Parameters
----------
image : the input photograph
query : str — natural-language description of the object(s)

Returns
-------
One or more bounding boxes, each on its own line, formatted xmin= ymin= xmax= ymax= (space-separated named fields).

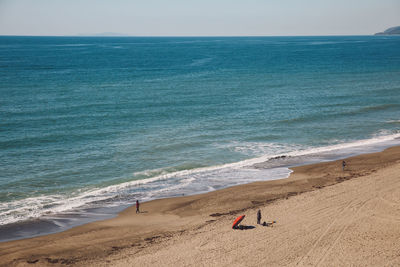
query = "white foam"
xmin=241 ymin=132 xmax=400 ymax=165
xmin=1 ymin=131 xmax=400 ymax=225
xmin=190 ymin=57 xmax=213 ymax=66
xmin=386 ymin=120 xmax=400 ymax=124
xmin=52 ymin=44 xmax=93 ymax=47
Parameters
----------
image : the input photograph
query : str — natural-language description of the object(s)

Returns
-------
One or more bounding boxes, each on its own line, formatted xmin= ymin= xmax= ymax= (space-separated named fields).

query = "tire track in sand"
xmin=296 ymin=199 xmax=358 ymax=266
xmin=298 ymin=177 xmax=394 ymax=266
xmin=315 ymin=199 xmax=368 ymax=266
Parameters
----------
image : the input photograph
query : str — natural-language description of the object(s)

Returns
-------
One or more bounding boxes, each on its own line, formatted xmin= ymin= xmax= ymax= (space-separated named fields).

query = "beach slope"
xmin=1 ymin=147 xmax=400 ymax=266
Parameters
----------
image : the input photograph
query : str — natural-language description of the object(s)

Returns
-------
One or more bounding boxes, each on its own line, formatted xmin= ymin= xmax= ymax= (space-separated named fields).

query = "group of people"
xmin=257 ymin=209 xmax=273 ymax=226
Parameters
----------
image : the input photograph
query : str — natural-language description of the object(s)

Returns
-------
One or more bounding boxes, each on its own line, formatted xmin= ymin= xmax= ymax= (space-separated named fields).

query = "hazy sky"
xmin=0 ymin=0 xmax=399 ymax=36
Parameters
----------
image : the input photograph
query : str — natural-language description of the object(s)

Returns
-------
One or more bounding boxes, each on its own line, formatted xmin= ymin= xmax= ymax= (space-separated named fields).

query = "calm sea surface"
xmin=1 ymin=36 xmax=400 ymax=240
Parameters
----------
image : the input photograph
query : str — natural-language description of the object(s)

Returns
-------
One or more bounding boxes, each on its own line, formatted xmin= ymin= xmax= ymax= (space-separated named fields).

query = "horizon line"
xmin=0 ymin=34 xmax=383 ymax=38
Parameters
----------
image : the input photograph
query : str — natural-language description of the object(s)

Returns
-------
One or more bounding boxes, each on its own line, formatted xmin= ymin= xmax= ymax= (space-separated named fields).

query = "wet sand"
xmin=1 ymin=146 xmax=400 ymax=266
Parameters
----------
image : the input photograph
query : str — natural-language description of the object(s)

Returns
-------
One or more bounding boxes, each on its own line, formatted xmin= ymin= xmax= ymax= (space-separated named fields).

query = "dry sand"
xmin=1 ymin=146 xmax=400 ymax=266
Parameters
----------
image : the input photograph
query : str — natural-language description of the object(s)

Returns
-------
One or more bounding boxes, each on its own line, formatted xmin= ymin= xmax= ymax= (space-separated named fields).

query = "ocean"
xmin=1 ymin=36 xmax=400 ymax=241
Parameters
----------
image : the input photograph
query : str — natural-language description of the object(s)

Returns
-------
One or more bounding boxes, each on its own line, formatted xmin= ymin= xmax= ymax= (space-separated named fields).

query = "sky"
xmin=0 ymin=0 xmax=399 ymax=36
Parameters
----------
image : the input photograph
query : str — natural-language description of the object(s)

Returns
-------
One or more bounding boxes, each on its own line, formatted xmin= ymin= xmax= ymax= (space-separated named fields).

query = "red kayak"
xmin=232 ymin=215 xmax=245 ymax=229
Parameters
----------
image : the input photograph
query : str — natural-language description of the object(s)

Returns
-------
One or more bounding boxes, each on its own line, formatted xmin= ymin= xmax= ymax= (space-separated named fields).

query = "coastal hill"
xmin=375 ymin=26 xmax=400 ymax=35
xmin=77 ymin=32 xmax=127 ymax=37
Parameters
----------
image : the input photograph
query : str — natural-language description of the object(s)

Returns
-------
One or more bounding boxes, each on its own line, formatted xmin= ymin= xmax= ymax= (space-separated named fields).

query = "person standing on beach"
xmin=257 ymin=209 xmax=262 ymax=224
xmin=136 ymin=200 xmax=140 ymax=213
xmin=342 ymin=160 xmax=346 ymax=171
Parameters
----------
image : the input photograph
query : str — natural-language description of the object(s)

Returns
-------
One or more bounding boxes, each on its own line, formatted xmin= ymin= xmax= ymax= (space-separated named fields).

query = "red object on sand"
xmin=232 ymin=215 xmax=245 ymax=229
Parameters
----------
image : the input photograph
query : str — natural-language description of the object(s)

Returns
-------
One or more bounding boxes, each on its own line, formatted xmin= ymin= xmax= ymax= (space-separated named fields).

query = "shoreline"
xmin=2 ymin=137 xmax=399 ymax=243
xmin=1 ymin=145 xmax=400 ymax=266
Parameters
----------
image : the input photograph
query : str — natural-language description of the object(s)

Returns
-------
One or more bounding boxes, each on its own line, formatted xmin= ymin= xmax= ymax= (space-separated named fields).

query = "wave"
xmin=335 ymin=104 xmax=400 ymax=118
xmin=143 ymin=70 xmax=217 ymax=82
xmin=305 ymin=40 xmax=366 ymax=46
xmin=307 ymin=41 xmax=346 ymax=45
xmin=280 ymin=103 xmax=400 ymax=124
xmin=386 ymin=120 xmax=400 ymax=124
xmin=359 ymin=103 xmax=399 ymax=112
xmin=190 ymin=57 xmax=213 ymax=67
xmin=1 ymin=131 xmax=400 ymax=226
xmin=53 ymin=44 xmax=93 ymax=47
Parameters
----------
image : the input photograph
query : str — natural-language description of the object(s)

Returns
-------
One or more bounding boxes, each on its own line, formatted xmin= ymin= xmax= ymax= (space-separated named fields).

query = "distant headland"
xmin=77 ymin=32 xmax=127 ymax=37
xmin=375 ymin=26 xmax=400 ymax=35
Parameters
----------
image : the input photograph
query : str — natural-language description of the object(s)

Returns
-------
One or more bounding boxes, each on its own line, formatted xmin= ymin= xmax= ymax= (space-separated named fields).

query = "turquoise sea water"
xmin=1 ymin=36 xmax=400 ymax=240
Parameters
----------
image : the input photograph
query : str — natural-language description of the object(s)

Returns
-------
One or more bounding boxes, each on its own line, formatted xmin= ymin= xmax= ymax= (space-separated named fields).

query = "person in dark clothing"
xmin=136 ymin=200 xmax=140 ymax=213
xmin=342 ymin=160 xmax=346 ymax=171
xmin=257 ymin=209 xmax=262 ymax=224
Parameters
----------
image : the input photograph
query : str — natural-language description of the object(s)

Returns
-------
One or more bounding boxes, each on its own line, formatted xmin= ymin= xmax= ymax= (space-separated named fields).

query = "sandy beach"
xmin=1 ymin=146 xmax=400 ymax=266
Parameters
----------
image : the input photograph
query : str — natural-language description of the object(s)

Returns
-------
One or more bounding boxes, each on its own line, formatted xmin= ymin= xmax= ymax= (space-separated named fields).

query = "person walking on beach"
xmin=257 ymin=209 xmax=262 ymax=224
xmin=136 ymin=200 xmax=140 ymax=213
xmin=342 ymin=160 xmax=346 ymax=171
